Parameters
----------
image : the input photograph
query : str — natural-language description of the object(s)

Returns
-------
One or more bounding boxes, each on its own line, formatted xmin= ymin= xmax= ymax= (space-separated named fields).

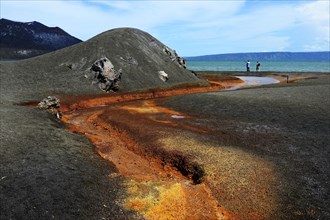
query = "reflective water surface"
xmin=226 ymin=76 xmax=280 ymax=90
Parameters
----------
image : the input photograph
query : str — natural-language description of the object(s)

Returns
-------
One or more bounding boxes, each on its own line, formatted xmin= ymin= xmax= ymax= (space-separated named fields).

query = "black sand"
xmin=0 ymin=104 xmax=143 ymax=219
xmin=158 ymin=76 xmax=330 ymax=219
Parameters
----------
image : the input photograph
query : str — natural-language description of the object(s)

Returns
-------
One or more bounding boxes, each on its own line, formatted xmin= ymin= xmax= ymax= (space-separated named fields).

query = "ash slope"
xmin=0 ymin=28 xmax=200 ymax=104
xmin=0 ymin=28 xmax=199 ymax=219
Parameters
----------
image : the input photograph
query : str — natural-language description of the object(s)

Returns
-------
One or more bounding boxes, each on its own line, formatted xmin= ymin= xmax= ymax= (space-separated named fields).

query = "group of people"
xmin=245 ymin=60 xmax=261 ymax=72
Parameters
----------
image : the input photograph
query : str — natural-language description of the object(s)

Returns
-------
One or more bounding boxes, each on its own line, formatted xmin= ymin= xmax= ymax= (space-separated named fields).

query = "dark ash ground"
xmin=158 ymin=77 xmax=330 ymax=219
xmin=1 ymin=72 xmax=329 ymax=219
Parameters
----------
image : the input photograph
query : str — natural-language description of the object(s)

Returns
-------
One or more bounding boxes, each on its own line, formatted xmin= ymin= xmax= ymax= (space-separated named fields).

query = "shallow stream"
xmin=226 ymin=76 xmax=280 ymax=90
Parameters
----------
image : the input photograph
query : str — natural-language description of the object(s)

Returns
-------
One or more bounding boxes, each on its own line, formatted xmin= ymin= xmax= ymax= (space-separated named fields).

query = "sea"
xmin=187 ymin=61 xmax=330 ymax=73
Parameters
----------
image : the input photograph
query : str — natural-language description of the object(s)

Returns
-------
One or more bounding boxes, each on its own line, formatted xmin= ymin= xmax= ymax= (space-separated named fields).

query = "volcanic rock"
xmin=37 ymin=96 xmax=61 ymax=118
xmin=164 ymin=46 xmax=187 ymax=69
xmin=89 ymin=57 xmax=122 ymax=92
xmin=158 ymin=70 xmax=169 ymax=82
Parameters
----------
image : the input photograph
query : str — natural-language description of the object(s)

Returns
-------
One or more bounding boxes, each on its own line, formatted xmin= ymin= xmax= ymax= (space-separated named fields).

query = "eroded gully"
xmin=59 ymin=76 xmax=281 ymax=219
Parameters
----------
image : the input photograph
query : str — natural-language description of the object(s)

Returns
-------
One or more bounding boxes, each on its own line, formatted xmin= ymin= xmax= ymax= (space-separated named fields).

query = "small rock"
xmin=38 ymin=96 xmax=62 ymax=118
xmin=158 ymin=70 xmax=169 ymax=82
xmin=38 ymin=96 xmax=60 ymax=109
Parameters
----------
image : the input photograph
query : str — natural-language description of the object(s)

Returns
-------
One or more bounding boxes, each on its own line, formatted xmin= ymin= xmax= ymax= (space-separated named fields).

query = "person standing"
xmin=246 ymin=60 xmax=250 ymax=72
xmin=256 ymin=61 xmax=261 ymax=72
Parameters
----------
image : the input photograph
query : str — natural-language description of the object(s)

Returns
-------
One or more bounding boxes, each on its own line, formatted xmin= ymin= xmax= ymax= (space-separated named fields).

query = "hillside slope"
xmin=0 ymin=27 xmax=201 ymax=219
xmin=0 ymin=18 xmax=82 ymax=60
xmin=0 ymin=28 xmax=201 ymax=103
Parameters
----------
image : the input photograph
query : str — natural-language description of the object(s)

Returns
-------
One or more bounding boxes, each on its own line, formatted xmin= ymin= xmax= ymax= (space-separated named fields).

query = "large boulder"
xmin=89 ymin=57 xmax=122 ymax=92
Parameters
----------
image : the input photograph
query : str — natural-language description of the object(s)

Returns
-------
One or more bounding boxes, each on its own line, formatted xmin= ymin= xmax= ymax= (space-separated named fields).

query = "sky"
xmin=1 ymin=0 xmax=329 ymax=56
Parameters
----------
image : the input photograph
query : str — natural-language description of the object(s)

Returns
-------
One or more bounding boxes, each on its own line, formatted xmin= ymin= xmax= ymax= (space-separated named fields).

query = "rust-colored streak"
xmin=60 ymin=77 xmax=263 ymax=219
xmin=63 ymin=103 xmax=240 ymax=219
xmin=61 ymin=78 xmax=244 ymax=219
xmin=59 ymin=80 xmax=235 ymax=113
xmin=29 ymin=74 xmax=327 ymax=219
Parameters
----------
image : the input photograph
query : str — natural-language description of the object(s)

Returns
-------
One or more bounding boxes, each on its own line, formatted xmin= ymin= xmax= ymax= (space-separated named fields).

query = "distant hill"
xmin=0 ymin=18 xmax=82 ymax=60
xmin=186 ymin=52 xmax=330 ymax=61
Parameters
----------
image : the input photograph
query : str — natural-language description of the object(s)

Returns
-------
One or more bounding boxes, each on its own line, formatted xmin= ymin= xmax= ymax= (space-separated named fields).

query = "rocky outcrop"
xmin=89 ymin=57 xmax=122 ymax=92
xmin=38 ymin=96 xmax=61 ymax=118
xmin=163 ymin=47 xmax=187 ymax=69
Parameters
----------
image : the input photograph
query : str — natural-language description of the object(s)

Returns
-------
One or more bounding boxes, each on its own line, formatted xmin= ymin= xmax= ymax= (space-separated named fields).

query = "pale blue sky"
xmin=1 ymin=0 xmax=329 ymax=56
